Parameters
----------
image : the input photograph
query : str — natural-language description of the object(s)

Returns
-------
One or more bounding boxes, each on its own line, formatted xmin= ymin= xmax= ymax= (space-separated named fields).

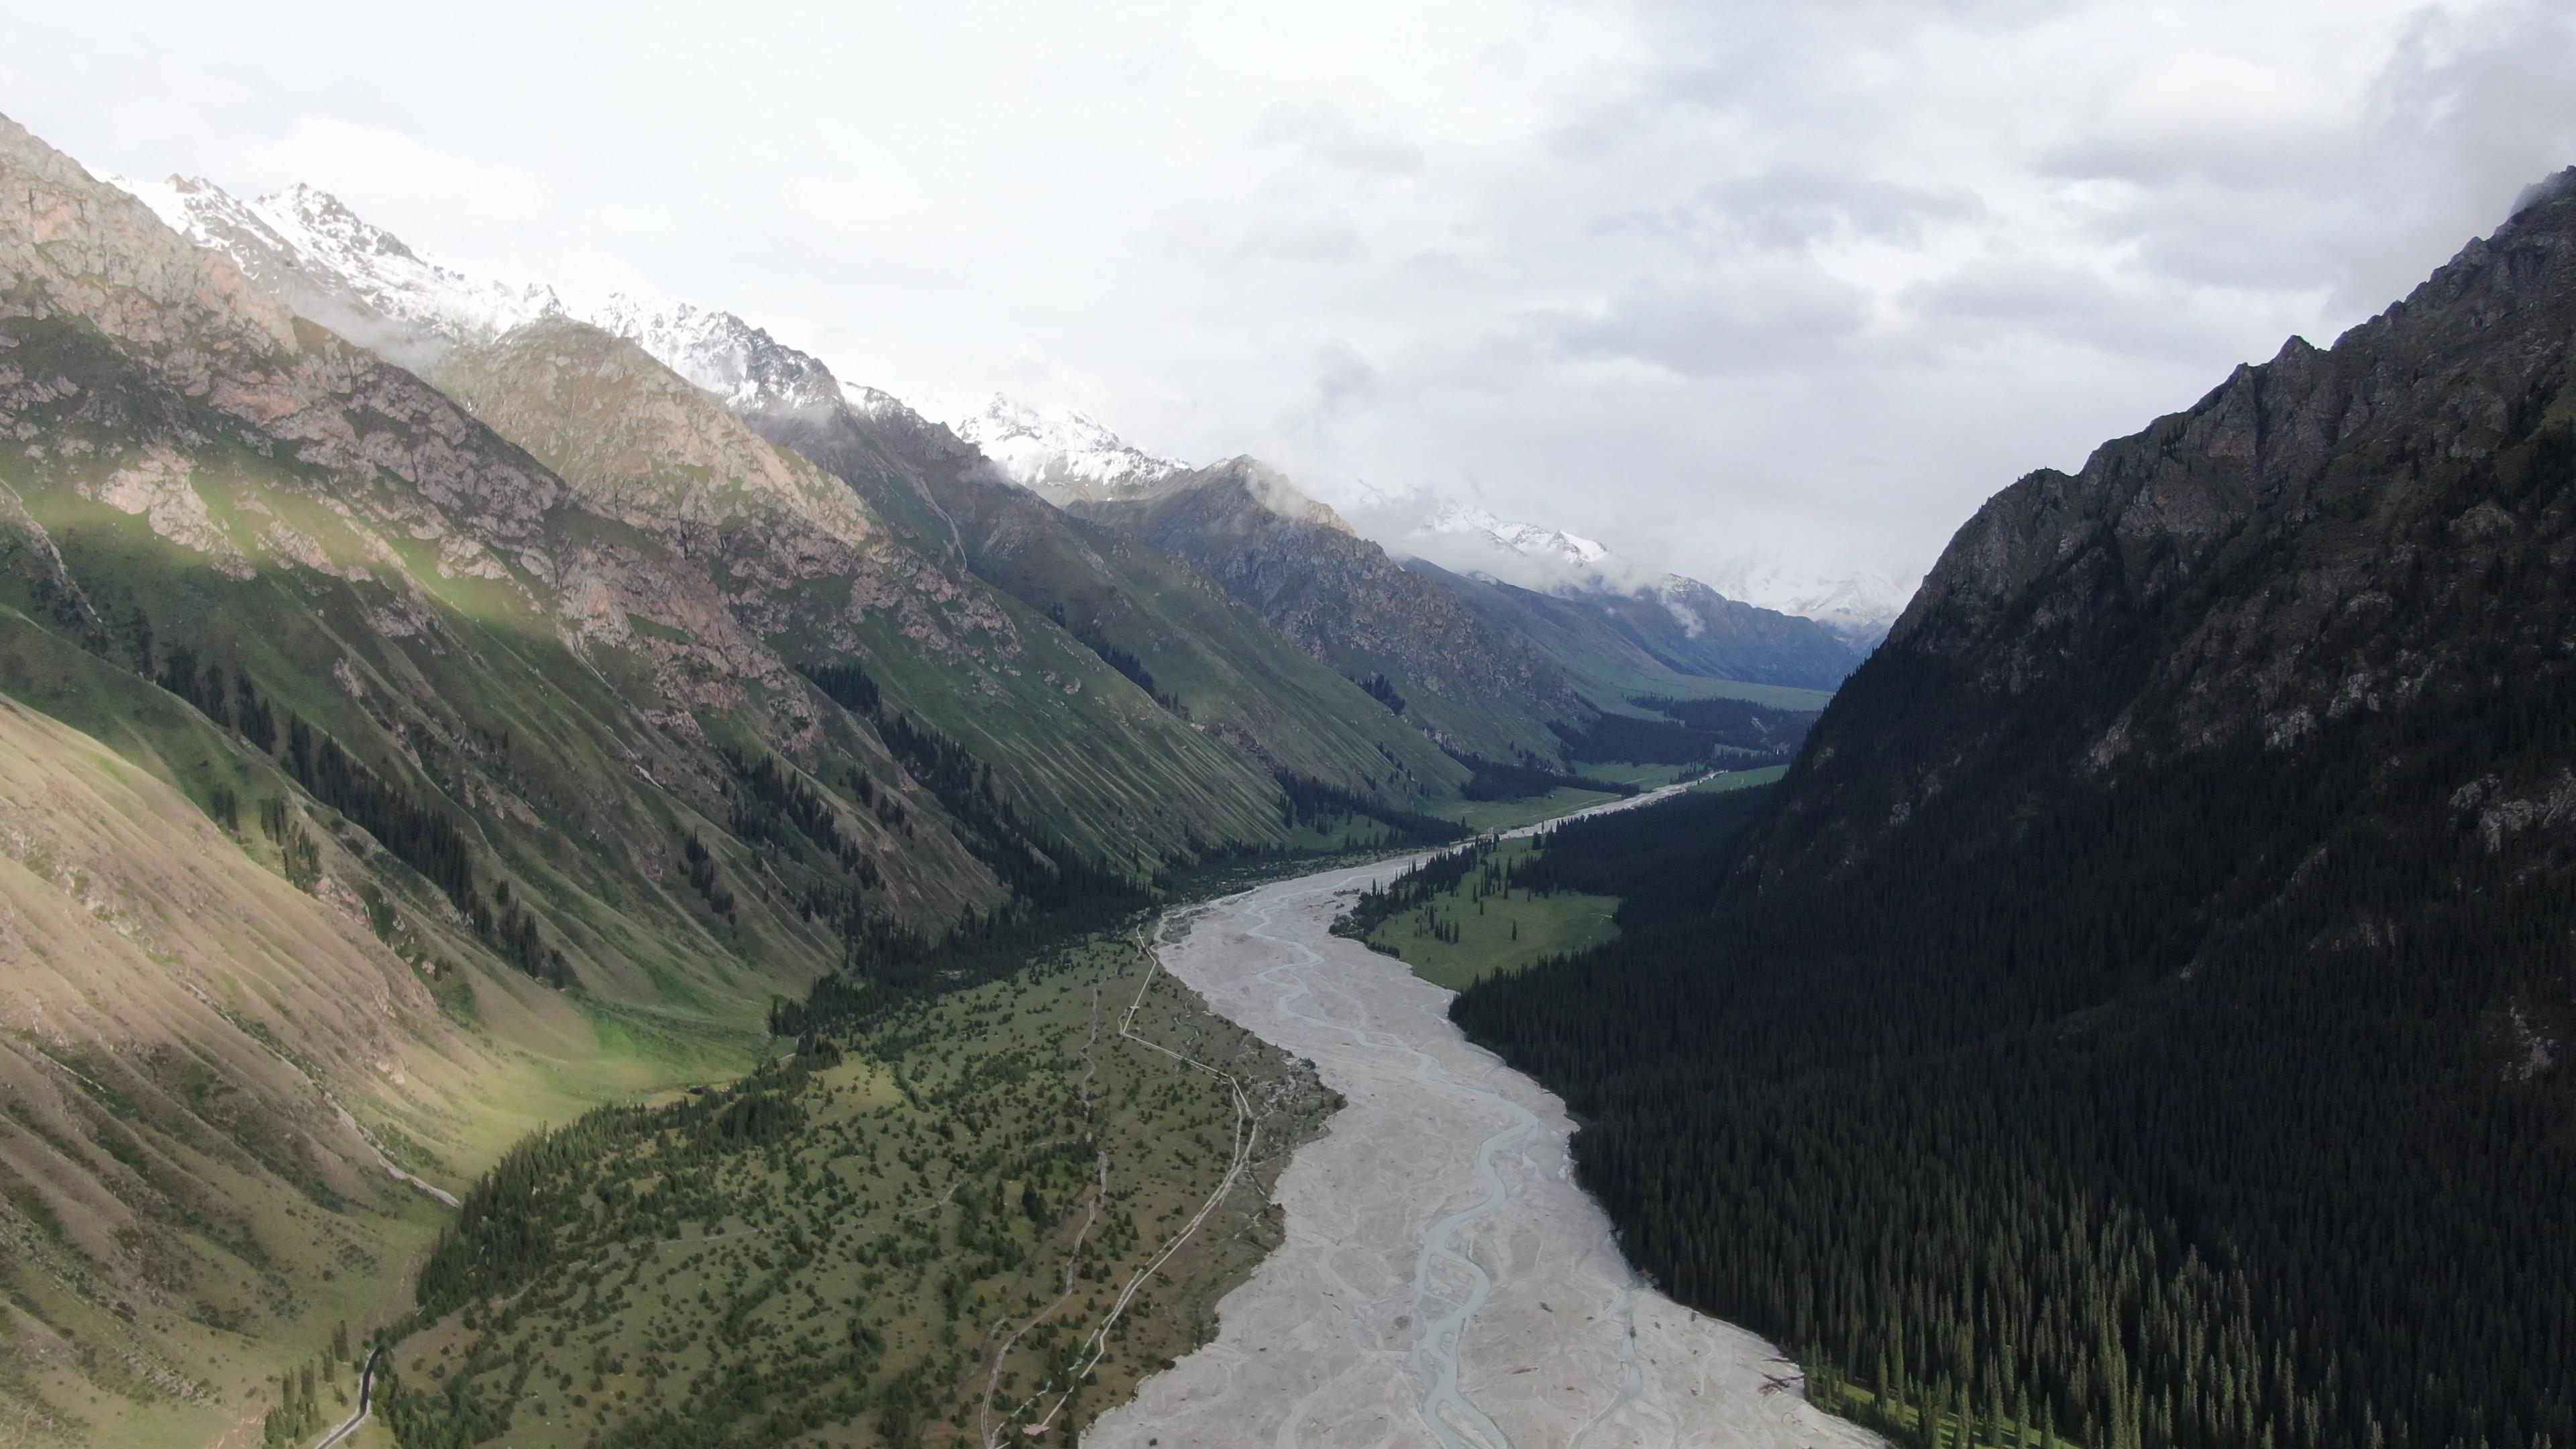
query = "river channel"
xmin=1085 ymin=795 xmax=1881 ymax=1449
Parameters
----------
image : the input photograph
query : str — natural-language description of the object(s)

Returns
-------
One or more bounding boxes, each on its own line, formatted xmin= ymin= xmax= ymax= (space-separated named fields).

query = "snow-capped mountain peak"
xmin=951 ymin=394 xmax=1186 ymax=503
xmin=1393 ymin=499 xmax=1649 ymax=595
xmin=588 ymin=293 xmax=842 ymax=413
xmin=109 ymin=174 xmax=569 ymax=361
xmin=1422 ymin=500 xmax=1617 ymax=576
xmin=103 ymin=172 xmax=853 ymax=416
xmin=1707 ymin=560 xmax=1916 ymax=645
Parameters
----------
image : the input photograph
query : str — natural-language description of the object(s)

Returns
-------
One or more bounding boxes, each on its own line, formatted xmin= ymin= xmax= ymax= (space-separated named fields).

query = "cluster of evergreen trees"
xmin=1446 ymin=750 xmax=1638 ymax=803
xmin=1332 ymin=837 xmax=1497 ymax=939
xmin=257 ymin=1346 xmax=350 ymax=1448
xmin=797 ymin=660 xmax=881 ymax=716
xmin=1037 ymin=602 xmax=1187 ymax=713
xmin=1355 ymin=671 xmax=1407 ymax=715
xmin=1276 ymin=773 xmax=1468 ymax=845
xmin=681 ymin=830 xmax=737 ymax=920
xmin=152 ymin=632 xmax=577 ymax=990
xmin=279 ymin=708 xmax=576 ymax=986
xmin=1081 ymin=634 xmax=1176 ymax=712
xmin=257 ymin=794 xmax=321 ymax=892
xmin=1628 ymin=694 xmax=1817 ymax=758
xmin=133 ymin=625 xmax=555 ymax=977
xmin=283 ymin=715 xmax=476 ymax=912
xmin=1546 ymin=711 xmax=1713 ymax=765
xmin=727 ymin=749 xmax=879 ymax=883
xmin=1541 ymin=697 xmax=1817 ymax=767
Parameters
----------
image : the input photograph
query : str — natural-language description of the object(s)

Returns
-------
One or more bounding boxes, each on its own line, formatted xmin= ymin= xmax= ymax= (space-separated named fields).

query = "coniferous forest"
xmin=1456 ymin=504 xmax=2576 ymax=1449
xmin=1461 ymin=746 xmax=2576 ymax=1449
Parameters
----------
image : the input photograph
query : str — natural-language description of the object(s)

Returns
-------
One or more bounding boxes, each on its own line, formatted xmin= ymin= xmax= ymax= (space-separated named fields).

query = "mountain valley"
xmin=0 ymin=107 xmax=1842 ymax=1448
xmin=3 ymin=55 xmax=2569 ymax=1449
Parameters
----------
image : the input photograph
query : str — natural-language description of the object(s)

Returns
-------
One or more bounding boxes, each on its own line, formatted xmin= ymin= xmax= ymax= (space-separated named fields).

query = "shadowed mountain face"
xmin=1067 ymin=458 xmax=1593 ymax=762
xmin=1769 ymin=168 xmax=2576 ymax=894
xmin=1451 ymin=170 xmax=2576 ymax=1449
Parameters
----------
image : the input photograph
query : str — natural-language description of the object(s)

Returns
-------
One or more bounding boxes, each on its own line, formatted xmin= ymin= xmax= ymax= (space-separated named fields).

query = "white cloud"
xmin=3 ymin=0 xmax=2571 ymax=592
xmin=262 ymin=117 xmax=549 ymax=229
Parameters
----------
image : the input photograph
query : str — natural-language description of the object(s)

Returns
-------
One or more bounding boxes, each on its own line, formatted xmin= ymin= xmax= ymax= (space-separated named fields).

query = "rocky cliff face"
xmin=1444 ymin=172 xmax=2576 ymax=1449
xmin=1765 ymin=168 xmax=2576 ymax=894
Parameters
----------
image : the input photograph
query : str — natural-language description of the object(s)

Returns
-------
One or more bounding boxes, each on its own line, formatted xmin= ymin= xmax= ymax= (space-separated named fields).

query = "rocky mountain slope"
xmin=1768 ymin=167 xmax=2576 ymax=896
xmin=949 ymin=393 xmax=1186 ymax=502
xmin=119 ymin=170 xmax=1477 ymax=817
xmin=1454 ymin=170 xmax=2576 ymax=1449
xmin=738 ymin=388 xmax=1470 ymax=805
xmin=1411 ymin=559 xmax=1859 ymax=697
xmin=1067 ymin=458 xmax=1591 ymax=761
xmin=119 ymin=168 xmax=1862 ymax=739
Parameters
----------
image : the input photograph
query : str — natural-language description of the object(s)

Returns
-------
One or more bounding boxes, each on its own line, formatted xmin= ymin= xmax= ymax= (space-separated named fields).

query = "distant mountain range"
xmin=112 ymin=172 xmax=1893 ymax=651
xmin=103 ymin=166 xmax=1870 ymax=716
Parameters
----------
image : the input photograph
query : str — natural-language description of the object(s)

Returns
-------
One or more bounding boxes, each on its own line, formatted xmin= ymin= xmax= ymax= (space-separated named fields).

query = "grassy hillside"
xmin=741 ymin=398 xmax=1468 ymax=816
xmin=0 ymin=690 xmax=707 ymax=1448
xmin=1063 ymin=460 xmax=1588 ymax=765
xmin=0 ymin=108 xmax=1383 ymax=1448
xmin=370 ymin=930 xmax=1334 ymax=1449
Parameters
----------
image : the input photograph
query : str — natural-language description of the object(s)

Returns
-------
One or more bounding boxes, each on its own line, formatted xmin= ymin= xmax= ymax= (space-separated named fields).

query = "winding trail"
xmin=1085 ymin=790 xmax=1882 ymax=1449
xmin=309 ymin=1346 xmax=381 ymax=1449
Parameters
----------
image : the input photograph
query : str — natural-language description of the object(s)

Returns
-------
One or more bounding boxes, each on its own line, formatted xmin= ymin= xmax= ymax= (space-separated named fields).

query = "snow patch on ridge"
xmin=949 ymin=394 xmax=1186 ymax=502
xmin=111 ymin=174 xmax=566 ymax=351
xmin=105 ymin=172 xmax=856 ymax=417
xmin=590 ymin=295 xmax=841 ymax=413
xmin=1413 ymin=499 xmax=1632 ymax=589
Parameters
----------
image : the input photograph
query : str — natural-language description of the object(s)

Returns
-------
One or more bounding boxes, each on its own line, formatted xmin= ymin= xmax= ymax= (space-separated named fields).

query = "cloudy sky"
xmin=7 ymin=0 xmax=2575 ymax=596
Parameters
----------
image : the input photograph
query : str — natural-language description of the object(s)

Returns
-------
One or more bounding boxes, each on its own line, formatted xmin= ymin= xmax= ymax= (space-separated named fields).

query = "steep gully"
xmin=1087 ymin=789 xmax=1881 ymax=1449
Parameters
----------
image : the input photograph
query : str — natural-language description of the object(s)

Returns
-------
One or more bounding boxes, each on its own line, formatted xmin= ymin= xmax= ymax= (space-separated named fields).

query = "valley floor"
xmin=1087 ymin=793 xmax=1881 ymax=1449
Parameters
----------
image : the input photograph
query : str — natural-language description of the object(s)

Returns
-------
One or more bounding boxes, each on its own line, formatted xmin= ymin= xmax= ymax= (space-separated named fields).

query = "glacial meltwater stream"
xmin=1085 ymin=793 xmax=1882 ymax=1449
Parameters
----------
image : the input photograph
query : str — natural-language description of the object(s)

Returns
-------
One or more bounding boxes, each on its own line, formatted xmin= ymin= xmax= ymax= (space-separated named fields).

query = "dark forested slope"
xmin=1455 ymin=174 xmax=2576 ymax=1449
